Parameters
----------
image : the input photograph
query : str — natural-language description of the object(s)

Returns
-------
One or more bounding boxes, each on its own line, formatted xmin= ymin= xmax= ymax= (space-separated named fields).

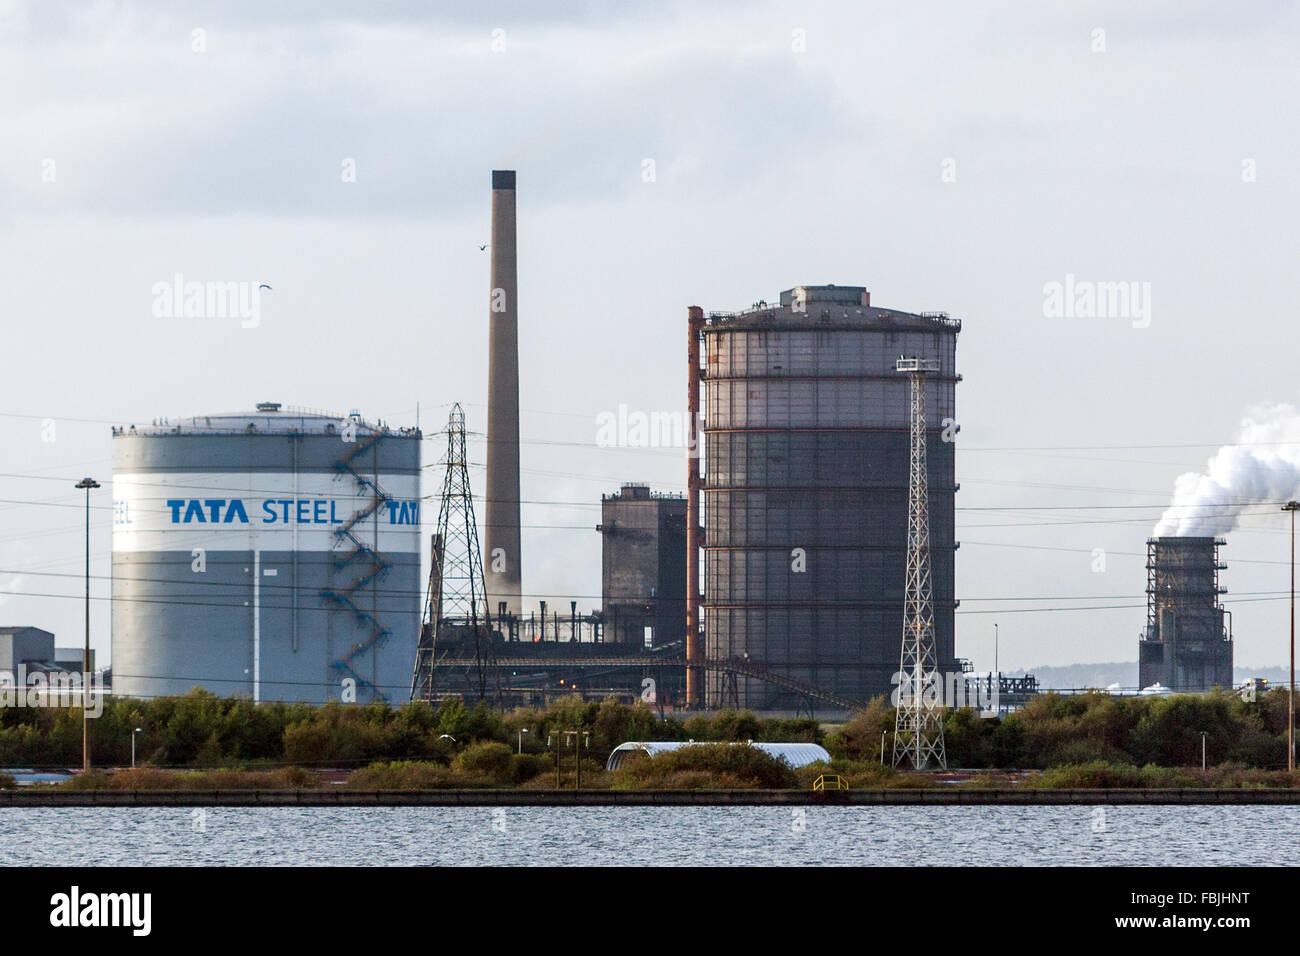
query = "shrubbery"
xmin=823 ymin=688 xmax=1296 ymax=771
xmin=609 ymin=743 xmax=798 ymax=790
xmin=0 ymin=690 xmax=819 ymax=771
xmin=6 ymin=683 xmax=1298 ymax=788
xmin=1028 ymin=760 xmax=1300 ymax=789
xmin=60 ymin=766 xmax=320 ymax=790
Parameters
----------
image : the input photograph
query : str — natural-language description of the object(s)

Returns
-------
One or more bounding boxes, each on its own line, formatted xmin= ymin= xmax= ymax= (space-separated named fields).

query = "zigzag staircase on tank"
xmin=322 ymin=426 xmax=396 ymax=701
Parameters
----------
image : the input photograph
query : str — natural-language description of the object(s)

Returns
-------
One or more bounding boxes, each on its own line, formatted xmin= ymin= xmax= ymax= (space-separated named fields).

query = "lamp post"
xmin=994 ymin=622 xmax=1000 ymax=718
xmin=1199 ymin=731 xmax=1208 ymax=772
xmin=1284 ymin=501 xmax=1299 ymax=772
xmin=132 ymin=727 xmax=143 ymax=769
xmin=518 ymin=727 xmax=529 ymax=754
xmin=572 ymin=730 xmax=589 ymax=790
xmin=75 ymin=477 xmax=100 ymax=773
xmin=880 ymin=730 xmax=888 ymax=765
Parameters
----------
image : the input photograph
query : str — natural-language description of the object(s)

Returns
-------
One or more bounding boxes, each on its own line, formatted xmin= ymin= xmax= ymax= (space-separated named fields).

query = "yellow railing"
xmin=813 ymin=773 xmax=848 ymax=792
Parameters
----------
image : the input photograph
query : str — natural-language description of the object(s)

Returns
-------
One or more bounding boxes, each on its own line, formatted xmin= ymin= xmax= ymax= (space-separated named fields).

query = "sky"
xmin=2 ymin=0 xmax=1299 ymax=677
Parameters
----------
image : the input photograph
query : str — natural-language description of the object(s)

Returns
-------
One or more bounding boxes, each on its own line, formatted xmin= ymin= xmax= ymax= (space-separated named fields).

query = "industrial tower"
xmin=410 ymin=404 xmax=499 ymax=704
xmin=485 ymin=170 xmax=522 ymax=619
xmin=892 ymin=356 xmax=948 ymax=770
xmin=692 ymin=287 xmax=960 ymax=708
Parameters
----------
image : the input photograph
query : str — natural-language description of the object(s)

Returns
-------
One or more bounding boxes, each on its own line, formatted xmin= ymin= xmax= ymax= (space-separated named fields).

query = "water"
xmin=1 ymin=805 xmax=1296 ymax=865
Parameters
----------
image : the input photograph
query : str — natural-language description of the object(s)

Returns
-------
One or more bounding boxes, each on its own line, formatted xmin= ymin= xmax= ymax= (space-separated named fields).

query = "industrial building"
xmin=1138 ymin=536 xmax=1233 ymax=692
xmin=110 ymin=404 xmax=422 ymax=704
xmin=0 ymin=626 xmax=93 ymax=683
xmin=690 ymin=284 xmax=961 ymax=709
xmin=599 ymin=483 xmax=688 ymax=648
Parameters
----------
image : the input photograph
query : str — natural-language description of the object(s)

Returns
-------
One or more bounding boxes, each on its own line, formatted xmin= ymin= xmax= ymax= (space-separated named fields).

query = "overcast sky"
xmin=3 ymin=0 xmax=1299 ymax=678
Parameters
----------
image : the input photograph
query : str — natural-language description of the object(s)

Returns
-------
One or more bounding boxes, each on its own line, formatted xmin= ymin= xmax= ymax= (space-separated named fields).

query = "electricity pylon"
xmin=409 ymin=533 xmax=443 ymax=701
xmin=409 ymin=404 xmax=500 ymax=705
xmin=892 ymin=356 xmax=947 ymax=770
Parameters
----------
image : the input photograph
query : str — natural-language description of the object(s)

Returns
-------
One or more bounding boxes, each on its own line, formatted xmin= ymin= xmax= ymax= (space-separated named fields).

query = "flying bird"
xmin=478 ymin=244 xmax=487 ymax=251
xmin=259 ymin=284 xmax=272 ymax=290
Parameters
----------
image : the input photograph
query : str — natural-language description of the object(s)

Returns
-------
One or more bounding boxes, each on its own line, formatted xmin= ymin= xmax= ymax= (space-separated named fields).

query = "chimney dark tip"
xmin=492 ymin=170 xmax=516 ymax=190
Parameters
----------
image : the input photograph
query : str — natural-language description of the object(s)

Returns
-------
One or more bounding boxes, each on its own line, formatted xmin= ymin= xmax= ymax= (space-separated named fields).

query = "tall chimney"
xmin=485 ymin=170 xmax=522 ymax=617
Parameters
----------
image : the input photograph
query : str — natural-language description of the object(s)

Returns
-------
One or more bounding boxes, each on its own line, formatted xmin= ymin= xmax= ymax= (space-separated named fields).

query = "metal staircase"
xmin=322 ymin=425 xmax=395 ymax=701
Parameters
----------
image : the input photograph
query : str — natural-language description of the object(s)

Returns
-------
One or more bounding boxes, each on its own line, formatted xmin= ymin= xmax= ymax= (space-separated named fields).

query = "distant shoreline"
xmin=4 ymin=788 xmax=1300 ymax=807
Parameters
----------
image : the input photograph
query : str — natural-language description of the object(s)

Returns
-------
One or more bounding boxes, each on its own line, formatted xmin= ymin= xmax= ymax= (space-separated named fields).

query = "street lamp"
xmin=994 ymin=622 xmax=999 ymax=683
xmin=75 ymin=477 xmax=100 ymax=773
xmin=1199 ymin=730 xmax=1208 ymax=772
xmin=1283 ymin=501 xmax=1299 ymax=772
xmin=132 ymin=727 xmax=143 ymax=769
xmin=880 ymin=730 xmax=888 ymax=765
xmin=994 ymin=622 xmax=1000 ymax=718
xmin=518 ymin=727 xmax=529 ymax=754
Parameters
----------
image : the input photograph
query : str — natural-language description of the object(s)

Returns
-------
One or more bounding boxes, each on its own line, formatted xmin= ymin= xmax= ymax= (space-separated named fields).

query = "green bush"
xmin=610 ymin=743 xmax=798 ymax=790
xmin=346 ymin=761 xmax=482 ymax=790
xmin=58 ymin=766 xmax=321 ymax=790
xmin=1030 ymin=761 xmax=1148 ymax=789
xmin=509 ymin=752 xmax=550 ymax=785
xmin=452 ymin=742 xmax=515 ymax=783
xmin=824 ymin=696 xmax=893 ymax=760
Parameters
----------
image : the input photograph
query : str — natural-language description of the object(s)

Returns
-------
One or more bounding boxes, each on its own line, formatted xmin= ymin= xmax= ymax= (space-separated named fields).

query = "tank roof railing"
xmin=704 ymin=306 xmax=961 ymax=332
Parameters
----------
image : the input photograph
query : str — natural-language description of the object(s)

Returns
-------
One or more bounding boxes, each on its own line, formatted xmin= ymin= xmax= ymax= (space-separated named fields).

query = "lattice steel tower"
xmin=892 ymin=356 xmax=947 ymax=770
xmin=410 ymin=404 xmax=499 ymax=704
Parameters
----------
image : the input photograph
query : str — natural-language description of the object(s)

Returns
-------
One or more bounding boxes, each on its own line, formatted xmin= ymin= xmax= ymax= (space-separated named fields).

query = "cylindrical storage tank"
xmin=701 ymin=285 xmax=960 ymax=708
xmin=110 ymin=405 xmax=422 ymax=704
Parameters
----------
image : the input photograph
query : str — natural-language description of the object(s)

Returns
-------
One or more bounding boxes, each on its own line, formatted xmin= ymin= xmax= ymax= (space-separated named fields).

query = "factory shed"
xmin=604 ymin=740 xmax=831 ymax=771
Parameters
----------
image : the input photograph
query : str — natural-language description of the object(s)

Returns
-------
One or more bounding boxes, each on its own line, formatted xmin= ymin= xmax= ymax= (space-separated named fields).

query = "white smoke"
xmin=1154 ymin=402 xmax=1300 ymax=537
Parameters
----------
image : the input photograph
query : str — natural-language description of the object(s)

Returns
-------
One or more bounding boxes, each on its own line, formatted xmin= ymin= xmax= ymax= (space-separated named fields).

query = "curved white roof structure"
xmin=605 ymin=741 xmax=831 ymax=771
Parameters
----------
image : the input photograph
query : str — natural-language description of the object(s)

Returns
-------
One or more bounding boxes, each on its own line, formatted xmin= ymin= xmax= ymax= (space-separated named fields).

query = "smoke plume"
xmin=1154 ymin=402 xmax=1300 ymax=537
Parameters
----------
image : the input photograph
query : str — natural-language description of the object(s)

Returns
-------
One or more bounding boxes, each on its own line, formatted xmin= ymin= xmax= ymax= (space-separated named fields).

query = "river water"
xmin=1 ymin=805 xmax=1295 ymax=865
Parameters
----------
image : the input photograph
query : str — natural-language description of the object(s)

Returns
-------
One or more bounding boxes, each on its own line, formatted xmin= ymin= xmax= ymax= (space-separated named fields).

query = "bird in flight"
xmin=259 ymin=284 xmax=272 ymax=290
xmin=479 ymin=244 xmax=487 ymax=251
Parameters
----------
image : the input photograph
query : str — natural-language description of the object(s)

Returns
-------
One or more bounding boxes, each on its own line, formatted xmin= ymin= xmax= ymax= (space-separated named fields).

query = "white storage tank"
xmin=110 ymin=404 xmax=422 ymax=703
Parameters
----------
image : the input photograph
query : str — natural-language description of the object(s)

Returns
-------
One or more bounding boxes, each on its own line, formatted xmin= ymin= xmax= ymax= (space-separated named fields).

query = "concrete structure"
xmin=695 ymin=284 xmax=961 ymax=708
xmin=1139 ymin=536 xmax=1233 ymax=692
xmin=0 ymin=626 xmax=55 ymax=674
xmin=54 ymin=647 xmax=90 ymax=672
xmin=110 ymin=404 xmax=422 ymax=703
xmin=484 ymin=169 xmax=523 ymax=618
xmin=0 ymin=628 xmax=92 ymax=685
xmin=0 ymin=626 xmax=54 ymax=676
xmin=599 ymin=483 xmax=688 ymax=648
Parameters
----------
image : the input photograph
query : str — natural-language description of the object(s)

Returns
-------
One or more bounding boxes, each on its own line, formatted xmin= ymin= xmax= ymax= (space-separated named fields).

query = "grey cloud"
xmin=5 ymin=44 xmax=857 ymax=220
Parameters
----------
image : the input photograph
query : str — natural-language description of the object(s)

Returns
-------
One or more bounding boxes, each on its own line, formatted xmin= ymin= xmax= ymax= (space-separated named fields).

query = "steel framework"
xmin=409 ymin=404 xmax=500 ymax=704
xmin=423 ymin=653 xmax=863 ymax=710
xmin=892 ymin=356 xmax=947 ymax=770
